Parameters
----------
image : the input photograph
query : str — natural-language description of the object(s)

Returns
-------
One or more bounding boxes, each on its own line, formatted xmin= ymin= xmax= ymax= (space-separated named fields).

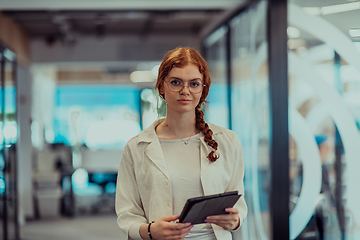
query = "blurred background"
xmin=1 ymin=0 xmax=360 ymax=239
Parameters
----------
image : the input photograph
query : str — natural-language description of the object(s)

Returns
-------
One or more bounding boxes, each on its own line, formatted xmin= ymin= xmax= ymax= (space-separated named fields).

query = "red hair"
xmin=155 ymin=47 xmax=219 ymax=162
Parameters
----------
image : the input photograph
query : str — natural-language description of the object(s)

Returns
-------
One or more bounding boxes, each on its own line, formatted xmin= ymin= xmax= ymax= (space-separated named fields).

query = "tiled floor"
xmin=20 ymin=214 xmax=126 ymax=240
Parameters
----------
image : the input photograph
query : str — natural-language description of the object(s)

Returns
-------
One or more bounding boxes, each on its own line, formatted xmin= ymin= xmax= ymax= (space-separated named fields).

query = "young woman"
xmin=115 ymin=47 xmax=247 ymax=240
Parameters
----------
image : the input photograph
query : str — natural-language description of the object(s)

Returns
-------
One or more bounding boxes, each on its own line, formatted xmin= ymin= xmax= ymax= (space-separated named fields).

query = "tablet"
xmin=178 ymin=191 xmax=241 ymax=225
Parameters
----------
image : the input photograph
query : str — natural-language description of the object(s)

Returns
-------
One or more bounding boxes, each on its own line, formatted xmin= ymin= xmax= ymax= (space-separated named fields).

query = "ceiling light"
xmin=349 ymin=28 xmax=360 ymax=38
xmin=130 ymin=71 xmax=156 ymax=83
xmin=287 ymin=27 xmax=301 ymax=38
xmin=321 ymin=2 xmax=360 ymax=15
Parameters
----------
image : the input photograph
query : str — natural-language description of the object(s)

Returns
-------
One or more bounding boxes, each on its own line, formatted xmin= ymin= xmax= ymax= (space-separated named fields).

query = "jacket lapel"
xmin=138 ymin=119 xmax=170 ymax=180
xmin=144 ymin=139 xmax=170 ymax=180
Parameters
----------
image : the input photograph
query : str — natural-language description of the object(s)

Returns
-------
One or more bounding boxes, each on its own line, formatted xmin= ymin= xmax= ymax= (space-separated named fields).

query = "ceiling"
xmin=0 ymin=0 xmax=243 ymax=45
xmin=1 ymin=0 xmax=359 ymax=44
xmin=2 ymin=10 xmax=223 ymax=44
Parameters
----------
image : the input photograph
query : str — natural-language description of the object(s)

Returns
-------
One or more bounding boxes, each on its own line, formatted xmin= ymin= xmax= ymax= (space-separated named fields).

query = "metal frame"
xmin=267 ymin=0 xmax=289 ymax=239
xmin=13 ymin=58 xmax=20 ymax=240
xmin=225 ymin=25 xmax=233 ymax=130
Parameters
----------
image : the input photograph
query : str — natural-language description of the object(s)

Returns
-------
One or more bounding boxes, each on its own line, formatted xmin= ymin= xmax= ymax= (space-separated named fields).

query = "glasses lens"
xmin=167 ymin=80 xmax=204 ymax=93
xmin=168 ymin=79 xmax=183 ymax=92
xmin=188 ymin=81 xmax=203 ymax=93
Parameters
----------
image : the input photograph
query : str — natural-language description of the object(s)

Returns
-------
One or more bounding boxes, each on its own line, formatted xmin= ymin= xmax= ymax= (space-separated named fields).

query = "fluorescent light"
xmin=349 ymin=28 xmax=360 ymax=38
xmin=130 ymin=71 xmax=156 ymax=83
xmin=321 ymin=2 xmax=360 ymax=15
xmin=287 ymin=26 xmax=301 ymax=38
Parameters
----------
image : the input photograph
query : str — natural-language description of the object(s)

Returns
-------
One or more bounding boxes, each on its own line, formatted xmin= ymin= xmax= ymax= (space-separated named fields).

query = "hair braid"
xmin=195 ymin=107 xmax=219 ymax=162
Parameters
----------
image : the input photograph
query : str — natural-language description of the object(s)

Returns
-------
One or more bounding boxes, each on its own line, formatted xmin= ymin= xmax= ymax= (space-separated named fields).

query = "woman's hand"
xmin=142 ymin=215 xmax=193 ymax=240
xmin=205 ymin=207 xmax=240 ymax=231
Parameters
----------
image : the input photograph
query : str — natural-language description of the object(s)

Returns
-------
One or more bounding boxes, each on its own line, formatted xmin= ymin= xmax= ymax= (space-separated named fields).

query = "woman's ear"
xmin=159 ymin=83 xmax=165 ymax=96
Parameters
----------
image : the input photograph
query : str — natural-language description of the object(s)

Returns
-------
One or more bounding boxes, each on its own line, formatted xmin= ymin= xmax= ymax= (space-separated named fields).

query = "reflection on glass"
xmin=54 ymin=86 xmax=141 ymax=149
xmin=230 ymin=1 xmax=270 ymax=239
xmin=204 ymin=26 xmax=229 ymax=128
xmin=288 ymin=1 xmax=360 ymax=239
xmin=204 ymin=1 xmax=269 ymax=239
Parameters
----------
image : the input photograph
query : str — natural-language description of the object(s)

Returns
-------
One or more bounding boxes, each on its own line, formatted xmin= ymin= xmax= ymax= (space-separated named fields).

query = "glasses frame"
xmin=165 ymin=80 xmax=206 ymax=94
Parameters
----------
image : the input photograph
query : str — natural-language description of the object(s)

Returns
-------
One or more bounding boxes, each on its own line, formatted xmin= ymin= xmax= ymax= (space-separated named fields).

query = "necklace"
xmin=167 ymin=125 xmax=195 ymax=145
xmin=179 ymin=135 xmax=193 ymax=145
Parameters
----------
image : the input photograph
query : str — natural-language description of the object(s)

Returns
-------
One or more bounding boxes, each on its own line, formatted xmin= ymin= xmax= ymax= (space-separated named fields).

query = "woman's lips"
xmin=178 ymin=99 xmax=191 ymax=104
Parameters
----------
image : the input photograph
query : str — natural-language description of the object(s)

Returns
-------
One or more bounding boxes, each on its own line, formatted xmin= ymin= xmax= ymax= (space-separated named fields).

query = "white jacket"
xmin=115 ymin=119 xmax=247 ymax=240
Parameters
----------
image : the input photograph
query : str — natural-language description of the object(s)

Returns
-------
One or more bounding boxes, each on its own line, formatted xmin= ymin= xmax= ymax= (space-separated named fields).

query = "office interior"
xmin=1 ymin=0 xmax=360 ymax=239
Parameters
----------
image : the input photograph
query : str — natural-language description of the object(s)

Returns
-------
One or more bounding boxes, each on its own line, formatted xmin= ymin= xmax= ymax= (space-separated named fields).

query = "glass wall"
xmin=288 ymin=1 xmax=360 ymax=239
xmin=0 ymin=45 xmax=19 ymax=240
xmin=230 ymin=1 xmax=270 ymax=239
xmin=53 ymin=85 xmax=142 ymax=214
xmin=203 ymin=0 xmax=271 ymax=239
xmin=204 ymin=0 xmax=360 ymax=239
xmin=54 ymin=85 xmax=141 ymax=149
xmin=204 ymin=26 xmax=230 ymax=129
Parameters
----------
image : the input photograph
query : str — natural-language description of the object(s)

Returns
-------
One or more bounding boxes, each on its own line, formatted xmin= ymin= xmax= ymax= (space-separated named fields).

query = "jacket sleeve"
xmin=226 ymin=131 xmax=248 ymax=230
xmin=115 ymin=142 xmax=147 ymax=240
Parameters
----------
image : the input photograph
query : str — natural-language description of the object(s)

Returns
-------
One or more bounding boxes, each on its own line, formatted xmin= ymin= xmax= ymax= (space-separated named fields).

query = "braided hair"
xmin=155 ymin=47 xmax=219 ymax=162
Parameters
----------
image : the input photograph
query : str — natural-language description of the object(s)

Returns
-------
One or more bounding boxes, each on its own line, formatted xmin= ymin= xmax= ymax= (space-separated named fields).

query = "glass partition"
xmin=0 ymin=45 xmax=19 ymax=240
xmin=230 ymin=1 xmax=270 ymax=239
xmin=203 ymin=1 xmax=270 ymax=239
xmin=288 ymin=1 xmax=360 ymax=239
xmin=54 ymin=85 xmax=141 ymax=149
xmin=204 ymin=26 xmax=230 ymax=129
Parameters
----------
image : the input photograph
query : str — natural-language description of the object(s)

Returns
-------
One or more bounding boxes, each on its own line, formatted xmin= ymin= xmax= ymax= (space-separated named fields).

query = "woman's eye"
xmin=170 ymin=80 xmax=182 ymax=85
xmin=190 ymin=82 xmax=200 ymax=87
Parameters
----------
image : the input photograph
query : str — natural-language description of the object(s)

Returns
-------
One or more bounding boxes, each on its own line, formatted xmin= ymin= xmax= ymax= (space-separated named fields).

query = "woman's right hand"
xmin=147 ymin=215 xmax=193 ymax=240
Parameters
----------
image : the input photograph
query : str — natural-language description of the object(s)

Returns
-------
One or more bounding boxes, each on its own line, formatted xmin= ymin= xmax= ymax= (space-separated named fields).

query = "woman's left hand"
xmin=204 ymin=207 xmax=240 ymax=231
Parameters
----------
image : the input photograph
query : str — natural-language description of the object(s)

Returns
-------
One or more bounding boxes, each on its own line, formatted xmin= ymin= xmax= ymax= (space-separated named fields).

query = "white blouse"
xmin=160 ymin=133 xmax=216 ymax=240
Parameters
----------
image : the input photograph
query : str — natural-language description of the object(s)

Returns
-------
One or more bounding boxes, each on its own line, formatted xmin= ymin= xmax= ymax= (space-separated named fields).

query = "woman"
xmin=115 ymin=47 xmax=247 ymax=240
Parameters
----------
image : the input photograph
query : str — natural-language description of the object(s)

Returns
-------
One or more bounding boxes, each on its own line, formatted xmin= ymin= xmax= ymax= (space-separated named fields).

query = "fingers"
xmin=205 ymin=207 xmax=240 ymax=231
xmin=225 ymin=207 xmax=239 ymax=214
xmin=160 ymin=215 xmax=191 ymax=231
xmin=161 ymin=215 xmax=180 ymax=222
xmin=151 ymin=216 xmax=193 ymax=240
xmin=164 ymin=225 xmax=193 ymax=239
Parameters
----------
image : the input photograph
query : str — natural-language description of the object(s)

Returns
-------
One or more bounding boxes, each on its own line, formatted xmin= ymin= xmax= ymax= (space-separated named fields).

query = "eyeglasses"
xmin=165 ymin=79 xmax=205 ymax=94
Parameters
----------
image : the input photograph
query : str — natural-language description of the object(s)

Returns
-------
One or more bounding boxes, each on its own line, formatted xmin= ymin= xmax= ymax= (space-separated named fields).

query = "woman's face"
xmin=161 ymin=64 xmax=204 ymax=115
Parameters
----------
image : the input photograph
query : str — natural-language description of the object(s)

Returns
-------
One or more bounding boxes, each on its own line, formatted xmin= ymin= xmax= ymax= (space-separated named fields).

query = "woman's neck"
xmin=158 ymin=111 xmax=198 ymax=139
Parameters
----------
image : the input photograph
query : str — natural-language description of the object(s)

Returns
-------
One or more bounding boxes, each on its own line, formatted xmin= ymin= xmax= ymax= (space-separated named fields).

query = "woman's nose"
xmin=179 ymin=83 xmax=191 ymax=94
